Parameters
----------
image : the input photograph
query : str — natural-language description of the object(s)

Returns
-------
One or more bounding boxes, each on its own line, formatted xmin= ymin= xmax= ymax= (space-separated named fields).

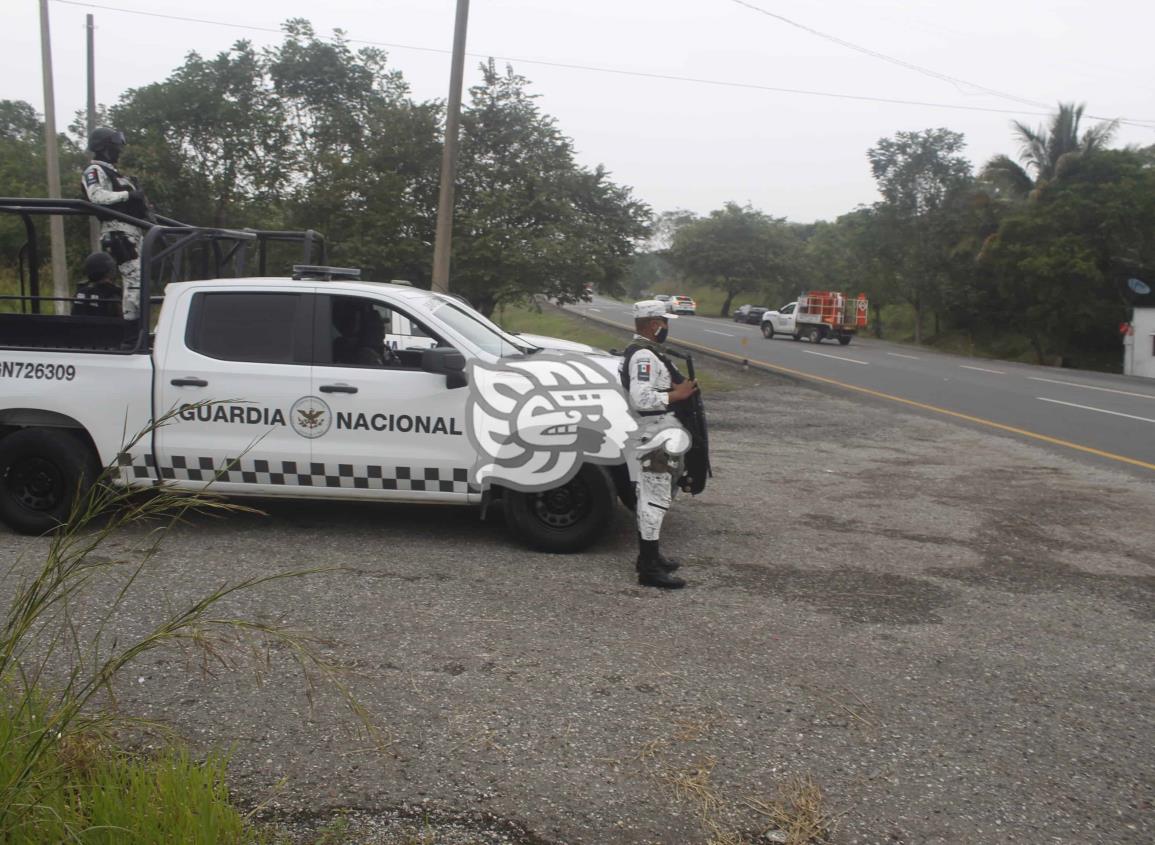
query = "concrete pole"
xmin=87 ymin=13 xmax=100 ymax=252
xmin=430 ymin=0 xmax=470 ymax=294
xmin=39 ymin=0 xmax=69 ymax=314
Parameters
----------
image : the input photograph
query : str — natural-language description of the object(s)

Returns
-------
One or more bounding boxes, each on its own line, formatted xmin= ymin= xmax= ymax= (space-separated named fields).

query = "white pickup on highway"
xmin=0 ymin=214 xmax=632 ymax=551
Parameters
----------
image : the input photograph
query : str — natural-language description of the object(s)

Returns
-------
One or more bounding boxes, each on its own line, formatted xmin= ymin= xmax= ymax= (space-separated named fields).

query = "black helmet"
xmin=87 ymin=127 xmax=126 ymax=162
xmin=84 ymin=250 xmax=118 ymax=282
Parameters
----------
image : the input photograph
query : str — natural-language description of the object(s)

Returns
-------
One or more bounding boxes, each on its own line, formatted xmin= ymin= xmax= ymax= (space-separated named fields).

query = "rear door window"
xmin=185 ymin=292 xmax=312 ymax=364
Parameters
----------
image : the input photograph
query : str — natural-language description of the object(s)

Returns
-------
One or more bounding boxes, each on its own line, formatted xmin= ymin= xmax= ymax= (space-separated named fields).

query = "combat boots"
xmin=638 ymin=533 xmax=679 ymax=571
xmin=637 ymin=539 xmax=686 ymax=589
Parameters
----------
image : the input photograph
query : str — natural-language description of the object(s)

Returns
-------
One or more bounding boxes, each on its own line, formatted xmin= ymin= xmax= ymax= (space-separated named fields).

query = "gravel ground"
xmin=3 ymin=363 xmax=1152 ymax=845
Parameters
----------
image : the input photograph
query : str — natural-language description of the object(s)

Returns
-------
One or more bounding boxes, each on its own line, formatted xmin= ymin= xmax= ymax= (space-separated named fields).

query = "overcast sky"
xmin=3 ymin=0 xmax=1154 ymax=222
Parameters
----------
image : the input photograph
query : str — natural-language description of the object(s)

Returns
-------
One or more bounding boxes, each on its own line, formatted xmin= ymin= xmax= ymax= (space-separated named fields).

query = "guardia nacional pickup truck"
xmin=0 ymin=199 xmax=631 ymax=551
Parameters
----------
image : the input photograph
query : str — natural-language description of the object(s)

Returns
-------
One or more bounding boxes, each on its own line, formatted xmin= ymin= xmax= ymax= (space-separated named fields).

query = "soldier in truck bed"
xmin=71 ymin=251 xmax=122 ymax=318
xmin=81 ymin=127 xmax=154 ymax=326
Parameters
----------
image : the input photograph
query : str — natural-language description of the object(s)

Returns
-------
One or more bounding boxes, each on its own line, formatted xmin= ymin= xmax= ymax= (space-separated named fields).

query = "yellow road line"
xmin=578 ymin=309 xmax=1155 ymax=473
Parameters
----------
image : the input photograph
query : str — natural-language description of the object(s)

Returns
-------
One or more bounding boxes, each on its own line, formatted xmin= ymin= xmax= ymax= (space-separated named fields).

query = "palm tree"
xmin=982 ymin=102 xmax=1119 ymax=199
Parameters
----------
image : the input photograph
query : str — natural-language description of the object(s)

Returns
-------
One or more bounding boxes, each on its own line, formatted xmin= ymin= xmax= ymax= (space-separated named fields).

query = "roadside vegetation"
xmin=0 ymin=416 xmax=374 ymax=844
xmin=632 ymin=109 xmax=1154 ymax=372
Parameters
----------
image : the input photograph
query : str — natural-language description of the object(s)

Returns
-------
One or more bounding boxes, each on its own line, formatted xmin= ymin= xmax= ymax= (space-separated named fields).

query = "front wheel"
xmin=761 ymin=323 xmax=774 ymax=339
xmin=0 ymin=429 xmax=101 ymax=535
xmin=503 ymin=464 xmax=616 ymax=553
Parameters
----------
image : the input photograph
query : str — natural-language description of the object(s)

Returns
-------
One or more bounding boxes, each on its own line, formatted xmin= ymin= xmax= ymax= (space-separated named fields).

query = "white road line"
xmin=804 ymin=350 xmax=869 ymax=365
xmin=886 ymin=352 xmax=920 ymax=360
xmin=960 ymin=365 xmax=1006 ymax=375
xmin=1029 ymin=376 xmax=1155 ymax=400
xmin=703 ymin=329 xmax=735 ymax=337
xmin=587 ymin=307 xmax=601 ymax=312
xmin=1037 ymin=397 xmax=1155 ymax=424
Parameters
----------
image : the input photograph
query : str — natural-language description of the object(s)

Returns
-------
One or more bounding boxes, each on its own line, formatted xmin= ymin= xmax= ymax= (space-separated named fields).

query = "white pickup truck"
xmin=760 ymin=291 xmax=867 ymax=345
xmin=0 ymin=202 xmax=631 ymax=551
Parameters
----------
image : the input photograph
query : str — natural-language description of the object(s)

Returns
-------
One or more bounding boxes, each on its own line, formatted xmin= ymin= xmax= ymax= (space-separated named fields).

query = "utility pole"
xmin=430 ymin=0 xmax=470 ymax=294
xmin=39 ymin=0 xmax=69 ymax=314
xmin=87 ymin=13 xmax=100 ymax=251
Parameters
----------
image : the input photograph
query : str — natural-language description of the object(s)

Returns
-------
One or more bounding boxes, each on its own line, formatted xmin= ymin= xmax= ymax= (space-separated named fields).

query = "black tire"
xmin=503 ymin=464 xmax=616 ymax=553
xmin=792 ymin=332 xmax=802 ymax=341
xmin=838 ymin=335 xmax=852 ymax=346
xmin=807 ymin=326 xmax=823 ymax=344
xmin=0 ymin=429 xmax=101 ymax=535
xmin=761 ymin=323 xmax=774 ymax=339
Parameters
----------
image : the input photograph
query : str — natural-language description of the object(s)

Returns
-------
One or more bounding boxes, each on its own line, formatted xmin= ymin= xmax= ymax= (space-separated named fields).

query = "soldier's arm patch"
xmin=636 ymin=361 xmax=651 ymax=382
xmin=84 ymin=168 xmax=100 ymax=187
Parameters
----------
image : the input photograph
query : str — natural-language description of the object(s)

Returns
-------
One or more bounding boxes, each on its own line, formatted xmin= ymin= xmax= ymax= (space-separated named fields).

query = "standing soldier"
xmin=621 ymin=300 xmax=699 ymax=589
xmin=82 ymin=127 xmax=152 ymax=326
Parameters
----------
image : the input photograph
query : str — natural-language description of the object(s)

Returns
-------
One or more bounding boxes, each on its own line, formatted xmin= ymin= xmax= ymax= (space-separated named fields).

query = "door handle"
xmin=319 ymin=383 xmax=358 ymax=394
xmin=170 ymin=377 xmax=208 ymax=387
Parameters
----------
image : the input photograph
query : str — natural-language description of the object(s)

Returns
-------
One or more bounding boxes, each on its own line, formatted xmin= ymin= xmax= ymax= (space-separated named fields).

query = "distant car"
xmin=732 ymin=304 xmax=768 ymax=324
xmin=671 ymin=295 xmax=696 ymax=315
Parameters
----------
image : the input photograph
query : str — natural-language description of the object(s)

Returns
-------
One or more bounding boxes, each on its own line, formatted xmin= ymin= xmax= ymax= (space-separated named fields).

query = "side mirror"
xmin=421 ymin=346 xmax=468 ymax=389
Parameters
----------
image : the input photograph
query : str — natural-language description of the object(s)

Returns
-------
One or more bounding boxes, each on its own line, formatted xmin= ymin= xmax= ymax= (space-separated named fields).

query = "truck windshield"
xmin=430 ymin=300 xmax=536 ymax=358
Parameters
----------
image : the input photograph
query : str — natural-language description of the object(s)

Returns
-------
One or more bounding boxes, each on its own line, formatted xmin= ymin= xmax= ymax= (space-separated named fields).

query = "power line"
xmin=50 ymin=0 xmax=1155 ymax=130
xmin=727 ymin=0 xmax=1154 ymax=129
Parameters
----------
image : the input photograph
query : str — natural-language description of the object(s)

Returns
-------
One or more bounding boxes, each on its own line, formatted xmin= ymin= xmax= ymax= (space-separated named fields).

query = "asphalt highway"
xmin=569 ymin=296 xmax=1155 ymax=475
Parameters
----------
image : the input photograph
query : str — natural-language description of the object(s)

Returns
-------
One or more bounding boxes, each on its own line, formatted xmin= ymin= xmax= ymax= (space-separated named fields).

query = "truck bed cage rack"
xmin=0 ymin=197 xmax=327 ymax=353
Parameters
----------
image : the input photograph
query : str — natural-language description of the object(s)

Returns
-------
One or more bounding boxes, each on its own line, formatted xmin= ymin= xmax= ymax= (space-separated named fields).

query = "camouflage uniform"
xmin=82 ymin=159 xmax=145 ymax=321
xmin=624 ymin=336 xmax=690 ymax=541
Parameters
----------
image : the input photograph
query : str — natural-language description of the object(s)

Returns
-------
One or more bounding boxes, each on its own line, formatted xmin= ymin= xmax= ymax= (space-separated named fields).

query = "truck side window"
xmin=322 ymin=295 xmax=444 ymax=369
xmin=185 ymin=292 xmax=310 ymax=364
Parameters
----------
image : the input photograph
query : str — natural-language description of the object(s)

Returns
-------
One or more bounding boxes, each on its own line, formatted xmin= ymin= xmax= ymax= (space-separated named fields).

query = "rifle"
xmin=665 ymin=348 xmax=712 ymax=494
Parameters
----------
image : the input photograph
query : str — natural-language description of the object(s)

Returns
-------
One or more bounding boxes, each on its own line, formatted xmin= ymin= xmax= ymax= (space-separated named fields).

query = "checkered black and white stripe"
xmin=116 ymin=453 xmax=473 ymax=493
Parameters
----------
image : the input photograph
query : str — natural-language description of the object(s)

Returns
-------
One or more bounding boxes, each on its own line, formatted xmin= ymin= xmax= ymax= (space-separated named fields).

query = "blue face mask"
xmin=655 ymin=325 xmax=669 ymax=344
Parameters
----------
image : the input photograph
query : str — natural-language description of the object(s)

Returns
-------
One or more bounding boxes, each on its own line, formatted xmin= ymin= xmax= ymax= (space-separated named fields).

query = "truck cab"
xmin=759 ymin=302 xmax=797 ymax=338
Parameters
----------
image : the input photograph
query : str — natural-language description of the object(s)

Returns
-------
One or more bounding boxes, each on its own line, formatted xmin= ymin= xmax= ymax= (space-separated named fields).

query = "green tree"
xmin=867 ymin=128 xmax=973 ymax=342
xmin=106 ymin=22 xmax=443 ymax=282
xmin=110 ymin=40 xmax=290 ymax=227
xmin=981 ymin=102 xmax=1119 ymax=200
xmin=980 ymin=149 xmax=1155 ymax=366
xmin=803 ymin=209 xmax=893 ymax=333
xmin=1 ymin=100 xmax=89 ymax=278
xmin=452 ymin=61 xmax=650 ymax=315
xmin=668 ymin=202 xmax=800 ymax=317
xmin=269 ymin=20 xmax=441 ymax=283
xmin=625 ymin=251 xmax=675 ymax=299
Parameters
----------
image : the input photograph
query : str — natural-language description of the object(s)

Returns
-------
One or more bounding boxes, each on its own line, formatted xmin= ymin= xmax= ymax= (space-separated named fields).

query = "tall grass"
xmin=0 ymin=411 xmax=374 ymax=842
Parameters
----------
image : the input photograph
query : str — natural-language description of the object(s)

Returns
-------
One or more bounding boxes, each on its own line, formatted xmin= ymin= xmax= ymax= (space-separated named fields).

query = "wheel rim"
xmin=5 ymin=456 xmax=65 ymax=513
xmin=529 ymin=475 xmax=593 ymax=530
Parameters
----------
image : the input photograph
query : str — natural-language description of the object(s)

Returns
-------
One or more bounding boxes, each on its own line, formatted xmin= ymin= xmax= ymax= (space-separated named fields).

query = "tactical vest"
xmin=82 ymin=162 xmax=152 ymax=223
xmin=620 ymin=339 xmax=685 ymax=392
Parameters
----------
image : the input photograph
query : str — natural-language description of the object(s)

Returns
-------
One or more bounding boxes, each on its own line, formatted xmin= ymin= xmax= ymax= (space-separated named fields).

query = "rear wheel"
xmin=761 ymin=323 xmax=774 ymax=339
xmin=0 ymin=429 xmax=101 ymax=535
xmin=503 ymin=464 xmax=616 ymax=553
xmin=838 ymin=335 xmax=852 ymax=346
